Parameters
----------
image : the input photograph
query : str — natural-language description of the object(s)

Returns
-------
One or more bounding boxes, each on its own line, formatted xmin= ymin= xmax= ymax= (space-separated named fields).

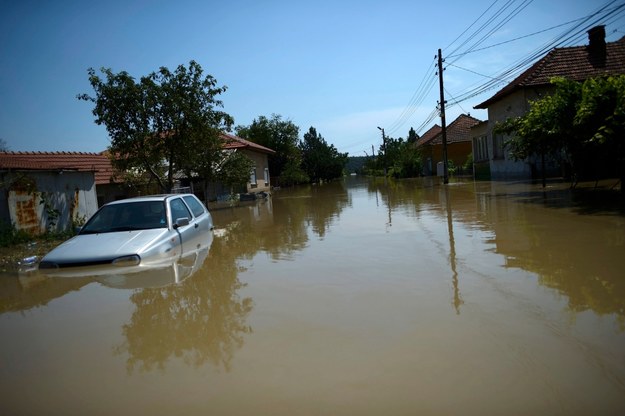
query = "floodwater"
xmin=1 ymin=177 xmax=624 ymax=415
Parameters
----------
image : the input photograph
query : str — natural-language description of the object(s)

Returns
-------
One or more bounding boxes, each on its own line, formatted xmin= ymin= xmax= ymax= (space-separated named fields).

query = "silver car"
xmin=39 ymin=194 xmax=213 ymax=272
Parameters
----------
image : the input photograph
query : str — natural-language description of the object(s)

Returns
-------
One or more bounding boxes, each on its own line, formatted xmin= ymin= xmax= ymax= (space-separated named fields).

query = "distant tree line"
xmin=362 ymin=127 xmax=422 ymax=178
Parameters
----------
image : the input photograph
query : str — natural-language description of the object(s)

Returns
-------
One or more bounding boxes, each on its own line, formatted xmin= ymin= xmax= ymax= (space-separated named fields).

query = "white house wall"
xmin=485 ymin=89 xmax=538 ymax=179
xmin=243 ymin=149 xmax=271 ymax=193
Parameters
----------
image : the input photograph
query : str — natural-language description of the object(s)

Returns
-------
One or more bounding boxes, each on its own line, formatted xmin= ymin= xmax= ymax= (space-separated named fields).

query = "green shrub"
xmin=0 ymin=221 xmax=32 ymax=247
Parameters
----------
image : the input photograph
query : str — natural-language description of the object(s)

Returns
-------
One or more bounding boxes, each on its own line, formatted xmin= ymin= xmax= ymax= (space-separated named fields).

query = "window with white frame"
xmin=250 ymin=167 xmax=257 ymax=188
xmin=264 ymin=167 xmax=270 ymax=185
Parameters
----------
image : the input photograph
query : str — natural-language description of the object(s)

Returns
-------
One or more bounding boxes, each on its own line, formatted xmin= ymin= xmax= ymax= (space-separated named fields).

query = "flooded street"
xmin=1 ymin=177 xmax=624 ymax=415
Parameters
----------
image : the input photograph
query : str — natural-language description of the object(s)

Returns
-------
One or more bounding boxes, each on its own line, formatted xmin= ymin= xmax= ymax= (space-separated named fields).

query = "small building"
xmin=0 ymin=152 xmax=118 ymax=234
xmin=180 ymin=133 xmax=276 ymax=201
xmin=474 ymin=26 xmax=625 ymax=180
xmin=221 ymin=132 xmax=275 ymax=194
xmin=416 ymin=114 xmax=482 ymax=176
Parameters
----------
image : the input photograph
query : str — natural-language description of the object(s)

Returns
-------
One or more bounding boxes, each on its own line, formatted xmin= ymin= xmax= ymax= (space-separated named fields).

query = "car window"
xmin=142 ymin=201 xmax=167 ymax=228
xmin=182 ymin=195 xmax=206 ymax=218
xmin=170 ymin=198 xmax=191 ymax=222
xmin=81 ymin=205 xmax=116 ymax=233
xmin=81 ymin=201 xmax=167 ymax=233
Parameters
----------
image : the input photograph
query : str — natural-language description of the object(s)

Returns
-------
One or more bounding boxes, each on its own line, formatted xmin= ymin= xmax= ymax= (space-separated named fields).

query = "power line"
xmin=443 ymin=0 xmax=500 ymax=52
xmin=446 ymin=0 xmax=531 ymax=59
xmin=444 ymin=1 xmax=625 ymax=107
xmin=386 ymin=62 xmax=438 ymax=136
xmin=446 ymin=17 xmax=589 ymax=58
xmin=387 ymin=1 xmax=625 ymax=142
xmin=444 ymin=87 xmax=469 ymax=115
xmin=414 ymin=107 xmax=440 ymax=136
xmin=385 ymin=0 xmax=538 ymax=137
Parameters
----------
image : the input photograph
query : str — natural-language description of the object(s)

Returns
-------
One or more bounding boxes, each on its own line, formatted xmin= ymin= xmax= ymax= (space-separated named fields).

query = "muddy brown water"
xmin=1 ymin=177 xmax=624 ymax=415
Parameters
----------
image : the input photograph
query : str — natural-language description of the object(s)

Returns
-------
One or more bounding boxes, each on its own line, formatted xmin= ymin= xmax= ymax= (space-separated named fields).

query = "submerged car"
xmin=39 ymin=194 xmax=213 ymax=273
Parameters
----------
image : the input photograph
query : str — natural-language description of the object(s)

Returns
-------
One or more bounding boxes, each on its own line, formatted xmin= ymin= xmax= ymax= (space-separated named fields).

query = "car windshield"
xmin=80 ymin=201 xmax=168 ymax=234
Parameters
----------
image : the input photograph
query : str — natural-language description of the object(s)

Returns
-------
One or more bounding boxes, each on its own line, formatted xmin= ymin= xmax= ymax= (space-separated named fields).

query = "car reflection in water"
xmin=94 ymin=235 xmax=212 ymax=289
xmin=38 ymin=194 xmax=214 ymax=289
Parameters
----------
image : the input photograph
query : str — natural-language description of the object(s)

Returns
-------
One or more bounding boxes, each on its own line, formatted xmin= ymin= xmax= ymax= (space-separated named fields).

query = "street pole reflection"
xmin=444 ymin=186 xmax=463 ymax=314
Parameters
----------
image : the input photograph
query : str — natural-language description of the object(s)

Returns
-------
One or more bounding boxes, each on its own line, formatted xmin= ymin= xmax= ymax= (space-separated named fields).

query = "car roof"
xmin=105 ymin=194 xmax=197 ymax=206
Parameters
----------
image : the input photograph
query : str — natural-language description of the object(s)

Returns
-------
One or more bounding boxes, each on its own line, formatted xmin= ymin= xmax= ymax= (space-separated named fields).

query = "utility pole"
xmin=438 ymin=48 xmax=449 ymax=185
xmin=377 ymin=126 xmax=386 ymax=176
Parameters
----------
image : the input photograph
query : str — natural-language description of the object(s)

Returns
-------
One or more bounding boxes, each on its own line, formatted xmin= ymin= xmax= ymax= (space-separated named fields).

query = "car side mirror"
xmin=174 ymin=217 xmax=190 ymax=229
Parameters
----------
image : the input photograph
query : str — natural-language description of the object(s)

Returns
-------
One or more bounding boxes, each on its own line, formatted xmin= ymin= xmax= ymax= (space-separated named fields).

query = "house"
xmin=473 ymin=25 xmax=625 ymax=180
xmin=177 ymin=133 xmax=276 ymax=201
xmin=221 ymin=132 xmax=275 ymax=194
xmin=0 ymin=151 xmax=117 ymax=234
xmin=416 ymin=114 xmax=482 ymax=176
xmin=415 ymin=124 xmax=441 ymax=176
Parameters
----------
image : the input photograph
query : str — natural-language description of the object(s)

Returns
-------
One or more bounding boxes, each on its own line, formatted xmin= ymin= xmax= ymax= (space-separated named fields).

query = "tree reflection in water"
xmin=113 ymin=234 xmax=253 ymax=373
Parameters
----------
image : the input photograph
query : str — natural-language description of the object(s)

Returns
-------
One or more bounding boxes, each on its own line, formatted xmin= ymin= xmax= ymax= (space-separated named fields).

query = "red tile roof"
xmin=416 ymin=124 xmax=441 ymax=147
xmin=432 ymin=114 xmax=482 ymax=145
xmin=476 ymin=33 xmax=625 ymax=109
xmin=0 ymin=151 xmax=117 ymax=185
xmin=0 ymin=134 xmax=275 ymax=185
xmin=221 ymin=132 xmax=276 ymax=154
xmin=416 ymin=114 xmax=482 ymax=147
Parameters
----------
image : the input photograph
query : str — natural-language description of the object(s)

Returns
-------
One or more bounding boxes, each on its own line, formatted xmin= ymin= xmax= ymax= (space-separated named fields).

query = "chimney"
xmin=587 ymin=25 xmax=607 ymax=66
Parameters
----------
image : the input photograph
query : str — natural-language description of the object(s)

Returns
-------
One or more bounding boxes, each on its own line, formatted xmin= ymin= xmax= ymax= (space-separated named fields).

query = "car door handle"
xmin=194 ymin=223 xmax=199 ymax=229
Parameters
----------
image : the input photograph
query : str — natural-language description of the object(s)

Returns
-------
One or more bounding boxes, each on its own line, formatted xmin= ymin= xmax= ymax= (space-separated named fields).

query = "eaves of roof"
xmin=429 ymin=114 xmax=482 ymax=145
xmin=416 ymin=125 xmax=442 ymax=147
xmin=0 ymin=151 xmax=117 ymax=185
xmin=221 ymin=132 xmax=276 ymax=154
xmin=416 ymin=114 xmax=482 ymax=147
xmin=0 ymin=133 xmax=275 ymax=185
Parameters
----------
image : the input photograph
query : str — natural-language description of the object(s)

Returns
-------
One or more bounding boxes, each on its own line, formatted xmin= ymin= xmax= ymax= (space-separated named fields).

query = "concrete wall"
xmin=421 ymin=142 xmax=473 ymax=176
xmin=485 ymin=89 xmax=532 ymax=179
xmin=1 ymin=171 xmax=98 ymax=234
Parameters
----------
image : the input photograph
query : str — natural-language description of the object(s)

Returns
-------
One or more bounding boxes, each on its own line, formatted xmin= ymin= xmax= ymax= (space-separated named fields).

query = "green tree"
xmin=496 ymin=76 xmax=625 ymax=188
xmin=236 ymin=114 xmax=307 ymax=185
xmin=575 ymin=75 xmax=625 ymax=187
xmin=407 ymin=127 xmax=419 ymax=144
xmin=215 ymin=150 xmax=255 ymax=197
xmin=398 ymin=140 xmax=423 ymax=178
xmin=369 ymin=135 xmax=422 ymax=178
xmin=79 ymin=61 xmax=233 ymax=193
xmin=300 ymin=127 xmax=348 ymax=182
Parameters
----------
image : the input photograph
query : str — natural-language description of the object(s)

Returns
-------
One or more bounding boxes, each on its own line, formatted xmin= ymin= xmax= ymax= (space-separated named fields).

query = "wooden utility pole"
xmin=438 ymin=48 xmax=449 ymax=184
xmin=378 ymin=127 xmax=386 ymax=176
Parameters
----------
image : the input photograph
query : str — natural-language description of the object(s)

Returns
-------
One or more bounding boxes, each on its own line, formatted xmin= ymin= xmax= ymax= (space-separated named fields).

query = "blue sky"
xmin=1 ymin=0 xmax=623 ymax=156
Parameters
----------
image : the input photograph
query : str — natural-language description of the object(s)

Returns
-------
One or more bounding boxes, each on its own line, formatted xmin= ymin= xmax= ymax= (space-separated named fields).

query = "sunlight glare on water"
xmin=1 ymin=177 xmax=624 ymax=415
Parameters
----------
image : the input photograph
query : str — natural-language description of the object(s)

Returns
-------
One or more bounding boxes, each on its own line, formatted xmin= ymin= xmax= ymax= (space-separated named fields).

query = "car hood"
xmin=41 ymin=229 xmax=171 ymax=264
